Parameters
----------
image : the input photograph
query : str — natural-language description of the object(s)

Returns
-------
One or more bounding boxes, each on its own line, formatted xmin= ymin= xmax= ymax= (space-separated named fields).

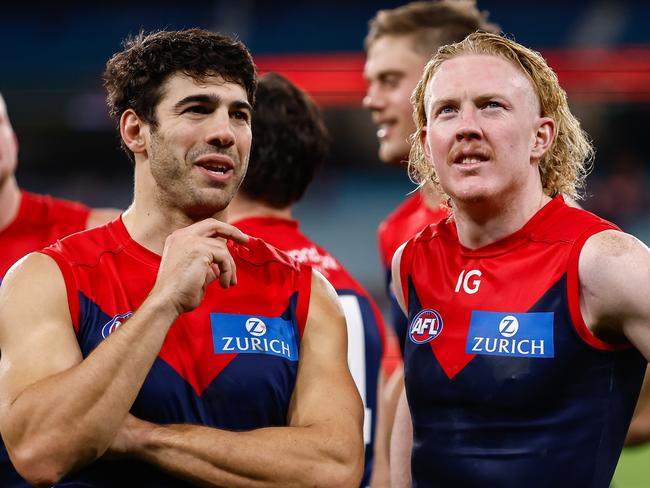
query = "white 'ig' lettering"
xmin=455 ymin=269 xmax=482 ymax=294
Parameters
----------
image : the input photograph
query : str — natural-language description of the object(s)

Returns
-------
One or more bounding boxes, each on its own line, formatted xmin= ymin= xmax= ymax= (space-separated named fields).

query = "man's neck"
xmin=452 ymin=186 xmax=551 ymax=250
xmin=228 ymin=195 xmax=293 ymax=224
xmin=419 ymin=183 xmax=444 ymax=210
xmin=121 ymin=162 xmax=230 ymax=255
xmin=0 ymin=175 xmax=22 ymax=232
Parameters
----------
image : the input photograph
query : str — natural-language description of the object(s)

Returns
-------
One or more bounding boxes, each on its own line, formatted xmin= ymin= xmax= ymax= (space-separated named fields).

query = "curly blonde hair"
xmin=409 ymin=32 xmax=593 ymax=201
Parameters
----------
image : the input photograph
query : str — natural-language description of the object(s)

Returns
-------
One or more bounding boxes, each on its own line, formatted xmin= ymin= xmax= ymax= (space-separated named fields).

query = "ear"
xmin=419 ymin=126 xmax=432 ymax=163
xmin=120 ymin=109 xmax=148 ymax=156
xmin=530 ymin=116 xmax=555 ymax=161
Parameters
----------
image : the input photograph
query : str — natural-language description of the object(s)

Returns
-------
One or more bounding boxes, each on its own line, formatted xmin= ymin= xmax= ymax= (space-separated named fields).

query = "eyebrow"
xmin=172 ymin=94 xmax=253 ymax=113
xmin=429 ymin=97 xmax=457 ymax=109
xmin=430 ymin=93 xmax=507 ymax=107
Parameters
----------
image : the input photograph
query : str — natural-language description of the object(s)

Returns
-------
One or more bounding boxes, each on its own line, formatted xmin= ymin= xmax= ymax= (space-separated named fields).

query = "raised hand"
xmin=150 ymin=218 xmax=249 ymax=314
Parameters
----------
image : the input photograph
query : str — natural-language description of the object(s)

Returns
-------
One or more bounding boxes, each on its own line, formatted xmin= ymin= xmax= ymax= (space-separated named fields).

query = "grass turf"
xmin=613 ymin=445 xmax=650 ymax=487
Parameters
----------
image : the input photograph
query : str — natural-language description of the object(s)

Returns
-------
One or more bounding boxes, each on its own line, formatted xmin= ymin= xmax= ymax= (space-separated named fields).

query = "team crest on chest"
xmin=409 ymin=309 xmax=444 ymax=344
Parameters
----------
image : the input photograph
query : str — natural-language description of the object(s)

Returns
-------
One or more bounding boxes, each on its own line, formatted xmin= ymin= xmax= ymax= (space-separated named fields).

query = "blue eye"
xmin=485 ymin=101 xmax=502 ymax=109
xmin=437 ymin=106 xmax=456 ymax=115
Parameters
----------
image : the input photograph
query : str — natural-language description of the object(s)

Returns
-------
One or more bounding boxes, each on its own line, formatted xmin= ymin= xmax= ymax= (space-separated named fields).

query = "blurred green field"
xmin=613 ymin=445 xmax=650 ymax=488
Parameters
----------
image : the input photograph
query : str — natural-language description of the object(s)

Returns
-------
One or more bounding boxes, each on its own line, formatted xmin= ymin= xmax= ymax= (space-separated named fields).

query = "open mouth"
xmin=376 ymin=120 xmax=396 ymax=140
xmin=197 ymin=163 xmax=232 ymax=175
xmin=455 ymin=155 xmax=489 ymax=165
xmin=194 ymin=154 xmax=235 ymax=180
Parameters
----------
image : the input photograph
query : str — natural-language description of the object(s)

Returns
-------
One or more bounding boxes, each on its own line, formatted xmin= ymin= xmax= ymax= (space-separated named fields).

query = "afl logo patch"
xmin=409 ymin=309 xmax=443 ymax=344
xmin=101 ymin=312 xmax=133 ymax=338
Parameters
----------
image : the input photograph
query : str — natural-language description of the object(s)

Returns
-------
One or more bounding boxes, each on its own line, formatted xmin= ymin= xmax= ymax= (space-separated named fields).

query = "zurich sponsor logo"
xmin=409 ymin=309 xmax=443 ymax=345
xmin=245 ymin=317 xmax=267 ymax=337
xmin=466 ymin=311 xmax=554 ymax=358
xmin=101 ymin=312 xmax=133 ymax=338
xmin=211 ymin=313 xmax=298 ymax=361
xmin=498 ymin=315 xmax=519 ymax=337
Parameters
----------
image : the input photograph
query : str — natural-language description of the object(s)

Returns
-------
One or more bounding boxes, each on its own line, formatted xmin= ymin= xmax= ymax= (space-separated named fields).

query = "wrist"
xmin=142 ymin=289 xmax=184 ymax=319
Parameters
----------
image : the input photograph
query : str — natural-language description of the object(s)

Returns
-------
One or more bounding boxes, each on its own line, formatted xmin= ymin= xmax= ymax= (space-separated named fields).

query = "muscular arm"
xmin=579 ymin=230 xmax=650 ymax=355
xmin=0 ymin=219 xmax=247 ymax=486
xmin=108 ymin=270 xmax=365 ymax=487
xmin=0 ymin=254 xmax=178 ymax=486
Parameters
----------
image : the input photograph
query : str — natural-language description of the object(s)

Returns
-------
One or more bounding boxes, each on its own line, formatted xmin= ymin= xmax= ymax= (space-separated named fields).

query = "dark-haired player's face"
xmin=422 ymin=54 xmax=545 ymax=205
xmin=0 ymin=95 xmax=18 ymax=186
xmin=146 ymin=74 xmax=252 ymax=219
xmin=363 ymin=35 xmax=428 ymax=165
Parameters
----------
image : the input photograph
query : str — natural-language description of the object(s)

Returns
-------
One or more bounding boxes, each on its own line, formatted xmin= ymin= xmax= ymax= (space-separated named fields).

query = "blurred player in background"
xmin=229 ymin=72 xmax=388 ymax=487
xmin=363 ymin=0 xmax=499 ymax=354
xmin=393 ymin=31 xmax=650 ymax=487
xmin=0 ymin=93 xmax=119 ymax=279
xmin=0 ymin=29 xmax=363 ymax=487
xmin=0 ymin=93 xmax=119 ymax=487
xmin=362 ymin=3 xmax=499 ymax=482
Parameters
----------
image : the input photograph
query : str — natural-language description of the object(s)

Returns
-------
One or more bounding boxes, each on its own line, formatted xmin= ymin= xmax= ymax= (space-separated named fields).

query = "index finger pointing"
xmin=202 ymin=218 xmax=250 ymax=244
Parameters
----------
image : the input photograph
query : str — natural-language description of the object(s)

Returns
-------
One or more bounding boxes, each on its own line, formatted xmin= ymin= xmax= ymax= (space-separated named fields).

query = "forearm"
xmin=5 ymin=293 xmax=179 ymax=478
xmin=123 ymin=420 xmax=363 ymax=488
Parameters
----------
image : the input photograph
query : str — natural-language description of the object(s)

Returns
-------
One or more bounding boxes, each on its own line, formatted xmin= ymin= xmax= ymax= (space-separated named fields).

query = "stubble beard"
xmin=148 ymin=131 xmax=235 ymax=221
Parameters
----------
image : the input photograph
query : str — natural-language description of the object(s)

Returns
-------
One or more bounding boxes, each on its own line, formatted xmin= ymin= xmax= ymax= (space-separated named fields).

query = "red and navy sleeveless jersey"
xmin=399 ymin=197 xmax=646 ymax=488
xmin=377 ymin=191 xmax=447 ymax=354
xmin=233 ymin=216 xmax=385 ymax=487
xmin=0 ymin=191 xmax=90 ymax=279
xmin=0 ymin=191 xmax=89 ymax=488
xmin=39 ymin=217 xmax=311 ymax=487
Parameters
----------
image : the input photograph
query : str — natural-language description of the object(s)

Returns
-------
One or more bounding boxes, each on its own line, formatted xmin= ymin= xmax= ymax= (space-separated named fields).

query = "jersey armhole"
xmin=397 ymin=240 xmax=416 ymax=312
xmin=566 ymin=223 xmax=628 ymax=351
xmin=39 ymin=248 xmax=81 ymax=334
xmin=296 ymin=264 xmax=313 ymax=338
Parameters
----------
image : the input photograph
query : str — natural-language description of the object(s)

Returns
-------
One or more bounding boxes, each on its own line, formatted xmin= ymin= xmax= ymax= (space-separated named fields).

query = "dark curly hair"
xmin=103 ymin=28 xmax=257 ymax=162
xmin=241 ymin=72 xmax=330 ymax=208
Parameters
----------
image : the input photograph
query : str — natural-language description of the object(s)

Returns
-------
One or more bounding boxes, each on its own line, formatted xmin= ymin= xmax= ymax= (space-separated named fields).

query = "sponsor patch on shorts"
xmin=210 ymin=314 xmax=298 ymax=361
xmin=466 ymin=311 xmax=554 ymax=358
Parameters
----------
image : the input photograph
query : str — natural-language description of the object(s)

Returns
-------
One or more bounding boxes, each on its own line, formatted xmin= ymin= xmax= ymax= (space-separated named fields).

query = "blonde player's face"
xmin=0 ymin=95 xmax=18 ymax=185
xmin=363 ymin=35 xmax=429 ymax=165
xmin=145 ymin=73 xmax=252 ymax=217
xmin=421 ymin=54 xmax=547 ymax=205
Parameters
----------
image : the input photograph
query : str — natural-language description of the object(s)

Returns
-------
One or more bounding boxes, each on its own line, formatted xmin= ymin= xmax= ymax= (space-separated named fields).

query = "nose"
xmin=206 ymin=109 xmax=235 ymax=148
xmin=455 ymin=107 xmax=482 ymax=142
xmin=362 ymin=84 xmax=385 ymax=111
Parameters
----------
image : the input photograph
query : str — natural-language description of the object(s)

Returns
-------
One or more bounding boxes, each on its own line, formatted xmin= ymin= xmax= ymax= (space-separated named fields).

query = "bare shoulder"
xmin=306 ymin=269 xmax=345 ymax=330
xmin=580 ymin=229 xmax=649 ymax=281
xmin=0 ymin=251 xmax=72 ymax=342
xmin=1 ymin=251 xmax=65 ymax=297
xmin=579 ymin=230 xmax=650 ymax=337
